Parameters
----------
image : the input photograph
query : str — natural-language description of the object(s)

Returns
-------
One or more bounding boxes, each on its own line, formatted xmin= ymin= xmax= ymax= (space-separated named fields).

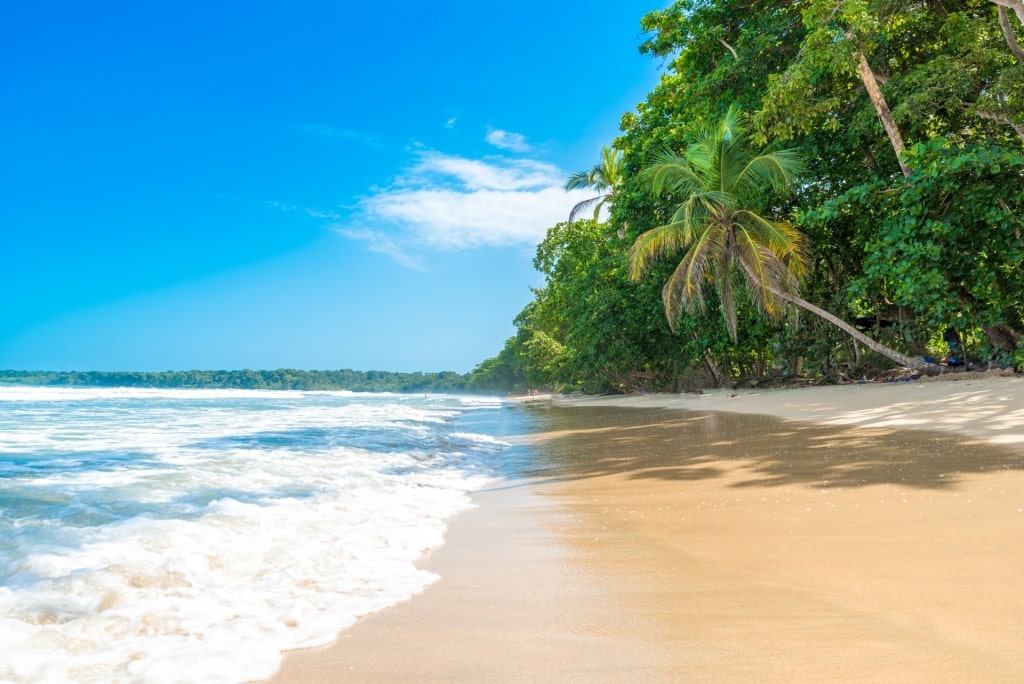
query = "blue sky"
xmin=1 ymin=1 xmax=663 ymax=373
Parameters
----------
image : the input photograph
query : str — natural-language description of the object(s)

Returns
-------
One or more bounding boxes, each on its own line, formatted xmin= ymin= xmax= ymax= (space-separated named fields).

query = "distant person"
xmin=944 ymin=326 xmax=964 ymax=366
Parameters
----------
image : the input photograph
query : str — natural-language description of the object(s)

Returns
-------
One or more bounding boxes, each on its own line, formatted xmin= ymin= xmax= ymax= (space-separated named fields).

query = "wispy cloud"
xmin=406 ymin=152 xmax=561 ymax=191
xmin=265 ymin=200 xmax=300 ymax=212
xmin=340 ymin=149 xmax=589 ymax=256
xmin=305 ymin=208 xmax=342 ymax=220
xmin=485 ymin=129 xmax=531 ymax=152
xmin=265 ymin=200 xmax=342 ymax=221
xmin=332 ymin=227 xmax=427 ymax=270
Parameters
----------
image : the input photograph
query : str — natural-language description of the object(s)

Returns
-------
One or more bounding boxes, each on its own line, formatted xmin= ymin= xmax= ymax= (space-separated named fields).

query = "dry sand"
xmin=267 ymin=376 xmax=1024 ymax=682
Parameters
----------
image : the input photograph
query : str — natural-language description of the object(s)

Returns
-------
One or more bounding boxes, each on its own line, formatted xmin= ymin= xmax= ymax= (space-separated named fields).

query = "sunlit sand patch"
xmin=523 ymin=403 xmax=1024 ymax=680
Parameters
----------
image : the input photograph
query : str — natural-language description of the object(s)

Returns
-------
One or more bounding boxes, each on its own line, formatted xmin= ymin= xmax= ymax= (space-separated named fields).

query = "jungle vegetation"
xmin=472 ymin=0 xmax=1024 ymax=394
xmin=0 ymin=369 xmax=473 ymax=393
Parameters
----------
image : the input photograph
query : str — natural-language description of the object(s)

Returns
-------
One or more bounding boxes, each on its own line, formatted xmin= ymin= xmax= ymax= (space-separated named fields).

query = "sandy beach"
xmin=267 ymin=374 xmax=1024 ymax=682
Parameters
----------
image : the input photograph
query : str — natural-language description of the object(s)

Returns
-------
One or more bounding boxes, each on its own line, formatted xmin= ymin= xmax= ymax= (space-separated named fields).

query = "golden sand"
xmin=268 ymin=377 xmax=1024 ymax=682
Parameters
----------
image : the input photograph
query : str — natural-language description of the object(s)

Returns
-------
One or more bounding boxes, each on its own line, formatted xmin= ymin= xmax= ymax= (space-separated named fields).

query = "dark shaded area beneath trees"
xmin=520 ymin=406 xmax=1024 ymax=491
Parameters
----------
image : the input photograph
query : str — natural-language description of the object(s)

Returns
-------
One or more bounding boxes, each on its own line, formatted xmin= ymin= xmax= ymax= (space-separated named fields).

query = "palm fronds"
xmin=630 ymin=105 xmax=808 ymax=340
xmin=565 ymin=145 xmax=624 ymax=224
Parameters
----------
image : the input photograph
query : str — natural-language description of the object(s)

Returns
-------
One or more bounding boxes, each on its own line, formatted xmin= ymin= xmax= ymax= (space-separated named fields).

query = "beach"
xmin=267 ymin=374 xmax=1024 ymax=682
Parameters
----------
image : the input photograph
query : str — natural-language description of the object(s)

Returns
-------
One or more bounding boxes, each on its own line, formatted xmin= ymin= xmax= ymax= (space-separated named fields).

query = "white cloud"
xmin=332 ymin=227 xmax=428 ymax=271
xmin=485 ymin=129 xmax=531 ymax=152
xmin=445 ymin=117 xmax=457 ymax=128
xmin=343 ymin=151 xmax=589 ymax=253
xmin=362 ymin=185 xmax=580 ymax=250
xmin=408 ymin=152 xmax=561 ymax=191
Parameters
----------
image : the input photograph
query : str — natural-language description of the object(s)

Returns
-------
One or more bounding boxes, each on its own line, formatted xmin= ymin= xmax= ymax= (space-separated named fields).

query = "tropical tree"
xmin=628 ymin=106 xmax=926 ymax=369
xmin=565 ymin=145 xmax=624 ymax=224
xmin=808 ymin=138 xmax=1024 ymax=358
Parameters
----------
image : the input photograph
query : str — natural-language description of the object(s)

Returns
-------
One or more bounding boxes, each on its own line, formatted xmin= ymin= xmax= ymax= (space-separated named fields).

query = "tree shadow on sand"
xmin=519 ymin=406 xmax=1024 ymax=490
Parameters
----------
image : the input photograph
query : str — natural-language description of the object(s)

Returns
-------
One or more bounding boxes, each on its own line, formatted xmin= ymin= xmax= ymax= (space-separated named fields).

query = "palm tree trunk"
xmin=855 ymin=51 xmax=913 ymax=178
xmin=734 ymin=258 xmax=926 ymax=369
xmin=773 ymin=287 xmax=927 ymax=369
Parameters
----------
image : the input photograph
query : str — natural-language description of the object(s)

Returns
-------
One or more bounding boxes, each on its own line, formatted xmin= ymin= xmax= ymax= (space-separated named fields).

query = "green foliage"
xmin=510 ymin=220 xmax=722 ymax=393
xmin=805 ymin=139 xmax=1024 ymax=356
xmin=0 ymin=368 xmax=483 ymax=394
xmin=634 ymin=0 xmax=806 ymax=146
xmin=475 ymin=0 xmax=1024 ymax=390
xmin=757 ymin=0 xmax=1023 ymax=158
xmin=467 ymin=337 xmax=530 ymax=392
xmin=630 ymin=106 xmax=808 ymax=341
xmin=530 ymin=220 xmax=691 ymax=393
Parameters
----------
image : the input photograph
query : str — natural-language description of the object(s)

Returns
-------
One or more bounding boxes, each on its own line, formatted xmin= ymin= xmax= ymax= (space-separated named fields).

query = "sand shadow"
xmin=516 ymin=405 xmax=1024 ymax=490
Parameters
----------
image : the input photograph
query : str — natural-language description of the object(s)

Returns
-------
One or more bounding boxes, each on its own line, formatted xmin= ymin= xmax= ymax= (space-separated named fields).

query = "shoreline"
xmin=268 ymin=375 xmax=1024 ymax=682
xmin=266 ymin=480 xmax=680 ymax=682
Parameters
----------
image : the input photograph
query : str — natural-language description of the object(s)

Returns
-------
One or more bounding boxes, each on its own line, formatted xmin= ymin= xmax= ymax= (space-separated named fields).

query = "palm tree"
xmin=629 ymin=105 xmax=925 ymax=370
xmin=565 ymin=145 xmax=624 ymax=224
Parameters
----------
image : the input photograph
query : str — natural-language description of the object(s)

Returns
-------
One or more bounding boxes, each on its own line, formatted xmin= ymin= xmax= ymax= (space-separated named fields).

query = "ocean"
xmin=0 ymin=386 xmax=527 ymax=683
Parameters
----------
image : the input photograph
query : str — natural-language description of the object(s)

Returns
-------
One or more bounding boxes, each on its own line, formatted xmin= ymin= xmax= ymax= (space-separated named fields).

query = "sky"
xmin=1 ymin=0 xmax=665 ymax=373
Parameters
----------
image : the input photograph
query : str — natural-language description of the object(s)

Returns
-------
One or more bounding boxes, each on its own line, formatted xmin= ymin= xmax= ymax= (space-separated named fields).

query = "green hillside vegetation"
xmin=473 ymin=0 xmax=1024 ymax=394
xmin=0 ymin=369 xmax=474 ymax=394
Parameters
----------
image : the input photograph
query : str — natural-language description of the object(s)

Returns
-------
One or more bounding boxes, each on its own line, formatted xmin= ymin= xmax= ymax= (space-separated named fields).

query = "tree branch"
xmin=718 ymin=38 xmax=739 ymax=60
xmin=974 ymin=107 xmax=1024 ymax=143
xmin=997 ymin=5 xmax=1024 ymax=63
xmin=990 ymin=0 xmax=1024 ymax=24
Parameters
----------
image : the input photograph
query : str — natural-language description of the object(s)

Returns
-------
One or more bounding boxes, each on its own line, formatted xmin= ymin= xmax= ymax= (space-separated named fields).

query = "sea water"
xmin=0 ymin=387 xmax=523 ymax=683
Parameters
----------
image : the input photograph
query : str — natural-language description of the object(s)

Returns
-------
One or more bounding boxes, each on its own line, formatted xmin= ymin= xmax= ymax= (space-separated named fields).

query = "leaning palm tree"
xmin=629 ymin=105 xmax=925 ymax=370
xmin=565 ymin=145 xmax=624 ymax=224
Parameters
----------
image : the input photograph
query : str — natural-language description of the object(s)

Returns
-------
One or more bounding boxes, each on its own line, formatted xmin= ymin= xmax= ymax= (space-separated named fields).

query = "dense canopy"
xmin=473 ymin=0 xmax=1024 ymax=393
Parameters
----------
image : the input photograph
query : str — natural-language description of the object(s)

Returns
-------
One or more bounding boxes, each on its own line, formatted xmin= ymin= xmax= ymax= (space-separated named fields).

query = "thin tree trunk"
xmin=990 ymin=0 xmax=1024 ymax=25
xmin=927 ymin=0 xmax=949 ymax=19
xmin=982 ymin=323 xmax=1021 ymax=353
xmin=998 ymin=5 xmax=1024 ymax=63
xmin=855 ymin=51 xmax=913 ymax=178
xmin=703 ymin=351 xmax=723 ymax=386
xmin=693 ymin=332 xmax=724 ymax=386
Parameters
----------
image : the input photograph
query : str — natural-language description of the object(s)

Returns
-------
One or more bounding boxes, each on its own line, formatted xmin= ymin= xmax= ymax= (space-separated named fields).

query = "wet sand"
xmin=268 ymin=377 xmax=1024 ymax=682
xmin=267 ymin=483 xmax=680 ymax=683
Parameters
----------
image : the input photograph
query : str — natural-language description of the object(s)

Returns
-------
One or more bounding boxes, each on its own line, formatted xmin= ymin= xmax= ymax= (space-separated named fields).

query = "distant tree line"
xmin=0 ymin=369 xmax=486 ymax=394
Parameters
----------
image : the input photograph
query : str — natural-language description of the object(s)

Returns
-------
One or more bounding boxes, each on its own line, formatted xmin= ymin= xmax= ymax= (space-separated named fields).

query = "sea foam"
xmin=0 ymin=388 xmax=510 ymax=683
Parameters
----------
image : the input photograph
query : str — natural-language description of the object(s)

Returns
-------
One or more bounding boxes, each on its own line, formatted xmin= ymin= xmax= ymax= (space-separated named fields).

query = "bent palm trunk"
xmin=774 ymin=288 xmax=926 ymax=369
xmin=735 ymin=259 xmax=925 ymax=368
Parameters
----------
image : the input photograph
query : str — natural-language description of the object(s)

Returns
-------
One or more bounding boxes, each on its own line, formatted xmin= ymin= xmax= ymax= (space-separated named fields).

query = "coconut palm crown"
xmin=629 ymin=105 xmax=925 ymax=370
xmin=565 ymin=145 xmax=624 ymax=224
xmin=629 ymin=105 xmax=806 ymax=341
